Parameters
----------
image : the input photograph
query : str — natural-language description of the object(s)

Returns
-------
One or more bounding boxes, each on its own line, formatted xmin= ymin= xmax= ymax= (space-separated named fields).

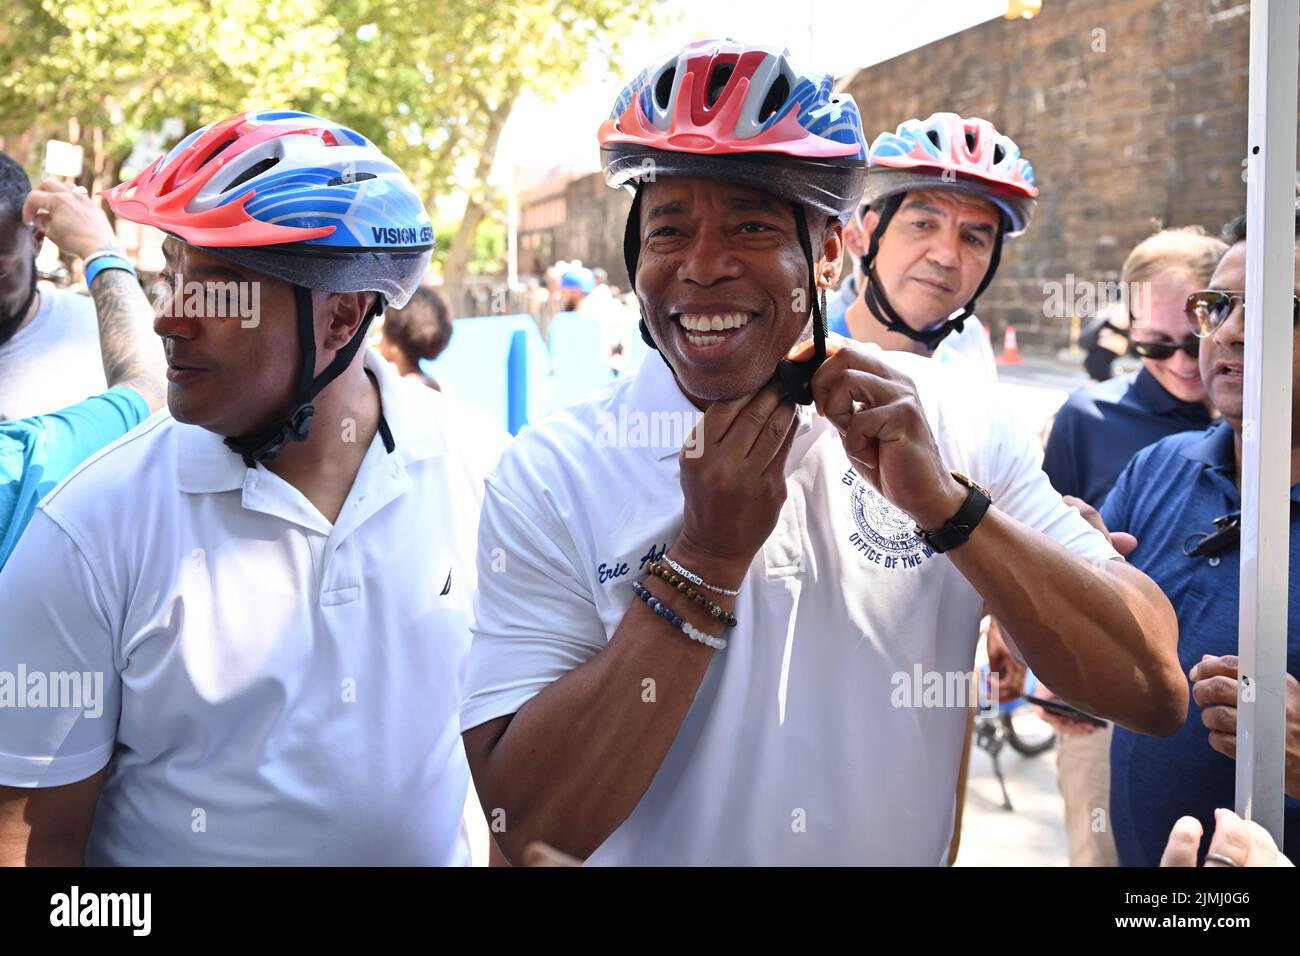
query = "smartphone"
xmin=1023 ymin=694 xmax=1109 ymax=729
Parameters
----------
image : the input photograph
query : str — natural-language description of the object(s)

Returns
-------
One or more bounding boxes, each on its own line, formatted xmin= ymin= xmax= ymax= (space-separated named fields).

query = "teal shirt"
xmin=0 ymin=387 xmax=150 ymax=571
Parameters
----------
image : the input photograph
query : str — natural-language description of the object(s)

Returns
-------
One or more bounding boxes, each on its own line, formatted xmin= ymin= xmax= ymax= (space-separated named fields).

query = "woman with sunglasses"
xmin=1044 ymin=226 xmax=1227 ymax=510
xmin=1038 ymin=225 xmax=1225 ymax=868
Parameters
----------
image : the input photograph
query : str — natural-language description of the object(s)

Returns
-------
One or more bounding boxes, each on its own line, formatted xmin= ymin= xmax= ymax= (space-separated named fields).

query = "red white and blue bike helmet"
xmin=106 ymin=109 xmax=433 ymax=465
xmin=859 ymin=112 xmax=1039 ymax=349
xmin=599 ymin=39 xmax=868 ymax=402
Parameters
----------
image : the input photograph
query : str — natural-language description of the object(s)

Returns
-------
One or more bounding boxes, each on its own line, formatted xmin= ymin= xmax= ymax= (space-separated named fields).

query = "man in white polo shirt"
xmin=0 ymin=111 xmax=505 ymax=865
xmin=459 ymin=40 xmax=1187 ymax=866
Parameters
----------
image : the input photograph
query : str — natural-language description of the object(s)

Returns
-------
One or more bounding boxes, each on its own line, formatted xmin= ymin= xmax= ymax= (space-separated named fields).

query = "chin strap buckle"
xmin=286 ymin=402 xmax=316 ymax=440
xmin=775 ymin=356 xmax=819 ymax=405
xmin=224 ymin=401 xmax=316 ymax=468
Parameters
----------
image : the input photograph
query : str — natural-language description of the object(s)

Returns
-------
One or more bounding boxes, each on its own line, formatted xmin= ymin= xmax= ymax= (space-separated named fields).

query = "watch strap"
xmin=917 ymin=474 xmax=992 ymax=553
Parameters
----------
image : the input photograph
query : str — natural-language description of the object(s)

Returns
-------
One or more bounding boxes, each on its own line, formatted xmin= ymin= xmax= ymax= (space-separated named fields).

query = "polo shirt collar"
xmin=1180 ymin=420 xmax=1300 ymax=504
xmin=1134 ymin=366 xmax=1192 ymax=416
xmin=627 ymin=352 xmax=705 ymax=462
xmin=364 ymin=346 xmax=446 ymax=467
xmin=176 ymin=348 xmax=444 ymax=493
xmin=1181 ymin=419 xmax=1236 ymax=471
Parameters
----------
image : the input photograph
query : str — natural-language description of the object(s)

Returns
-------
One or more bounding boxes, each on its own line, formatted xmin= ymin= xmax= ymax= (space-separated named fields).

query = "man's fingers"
xmin=21 ymin=188 xmax=60 ymax=226
xmin=1159 ymin=816 xmax=1204 ymax=867
xmin=1207 ymin=730 xmax=1238 ymax=759
xmin=1199 ymin=704 xmax=1238 ymax=734
xmin=1109 ymin=532 xmax=1138 ymax=556
xmin=1062 ymin=495 xmax=1102 ymax=525
xmin=1188 ymin=654 xmax=1238 ymax=682
xmin=762 ymin=406 xmax=801 ymax=477
xmin=1244 ymin=813 xmax=1291 ymax=866
xmin=785 ymin=332 xmax=848 ymax=365
xmin=747 ymin=398 xmax=797 ymax=469
xmin=839 ymin=400 xmax=912 ymax=470
xmin=1204 ymin=808 xmax=1253 ymax=866
xmin=1061 ymin=494 xmax=1117 ymax=539
xmin=1034 ymin=706 xmax=1097 ymax=735
xmin=1192 ymin=675 xmax=1238 ymax=708
xmin=1062 ymin=494 xmax=1140 ymax=555
xmin=706 ymin=381 xmax=787 ymax=449
xmin=809 ymin=344 xmax=903 ymax=423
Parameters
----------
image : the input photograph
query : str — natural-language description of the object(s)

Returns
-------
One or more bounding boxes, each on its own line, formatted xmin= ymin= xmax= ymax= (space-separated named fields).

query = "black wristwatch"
xmin=915 ymin=472 xmax=992 ymax=553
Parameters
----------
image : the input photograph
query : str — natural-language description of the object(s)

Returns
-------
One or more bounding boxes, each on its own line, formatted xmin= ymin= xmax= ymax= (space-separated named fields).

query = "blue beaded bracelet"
xmin=632 ymin=580 xmax=727 ymax=650
xmin=84 ymin=255 xmax=136 ymax=288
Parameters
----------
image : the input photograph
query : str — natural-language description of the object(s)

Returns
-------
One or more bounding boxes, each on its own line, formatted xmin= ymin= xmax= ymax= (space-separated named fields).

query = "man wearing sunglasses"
xmin=1098 ymin=205 xmax=1300 ymax=866
xmin=1031 ymin=227 xmax=1225 ymax=867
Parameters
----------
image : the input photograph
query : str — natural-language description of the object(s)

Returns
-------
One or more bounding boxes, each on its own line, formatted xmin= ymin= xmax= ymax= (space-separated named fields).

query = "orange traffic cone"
xmin=997 ymin=324 xmax=1024 ymax=365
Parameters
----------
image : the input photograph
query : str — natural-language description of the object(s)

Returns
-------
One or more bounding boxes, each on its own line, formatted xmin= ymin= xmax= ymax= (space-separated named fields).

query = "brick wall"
xmin=554 ymin=171 xmax=634 ymax=293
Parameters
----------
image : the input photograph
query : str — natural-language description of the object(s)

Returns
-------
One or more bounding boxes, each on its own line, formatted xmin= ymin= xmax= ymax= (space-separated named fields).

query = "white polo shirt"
xmin=460 ymin=346 xmax=1117 ymax=865
xmin=0 ymin=349 xmax=507 ymax=866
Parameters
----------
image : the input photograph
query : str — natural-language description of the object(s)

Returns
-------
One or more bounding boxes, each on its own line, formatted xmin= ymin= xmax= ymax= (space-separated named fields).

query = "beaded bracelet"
xmin=631 ymin=581 xmax=727 ymax=650
xmin=662 ymin=553 xmax=742 ymax=597
xmin=645 ymin=561 xmax=738 ymax=628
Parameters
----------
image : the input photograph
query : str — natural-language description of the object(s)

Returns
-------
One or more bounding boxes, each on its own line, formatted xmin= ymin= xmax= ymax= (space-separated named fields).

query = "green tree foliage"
xmin=0 ymin=0 xmax=662 ymax=291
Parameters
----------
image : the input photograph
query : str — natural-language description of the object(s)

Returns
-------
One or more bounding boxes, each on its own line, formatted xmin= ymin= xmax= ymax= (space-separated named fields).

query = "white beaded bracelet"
xmin=683 ymin=620 xmax=728 ymax=651
xmin=632 ymin=580 xmax=728 ymax=651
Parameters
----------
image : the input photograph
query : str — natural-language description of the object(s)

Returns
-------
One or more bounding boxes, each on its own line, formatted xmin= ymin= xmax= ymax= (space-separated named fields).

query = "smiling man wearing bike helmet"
xmin=829 ymin=112 xmax=1038 ymax=382
xmin=0 ymin=110 xmax=506 ymax=865
xmin=458 ymin=40 xmax=1184 ymax=866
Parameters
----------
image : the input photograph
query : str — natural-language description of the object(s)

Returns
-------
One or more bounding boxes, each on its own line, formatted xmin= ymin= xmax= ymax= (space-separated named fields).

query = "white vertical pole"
xmin=1235 ymin=0 xmax=1297 ymax=843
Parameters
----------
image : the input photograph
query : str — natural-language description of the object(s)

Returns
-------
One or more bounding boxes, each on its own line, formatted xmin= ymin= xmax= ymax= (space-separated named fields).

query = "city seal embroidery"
xmin=842 ymin=467 xmax=936 ymax=569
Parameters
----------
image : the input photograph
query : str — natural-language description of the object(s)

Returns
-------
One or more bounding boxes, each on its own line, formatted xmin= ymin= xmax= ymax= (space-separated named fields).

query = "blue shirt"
xmin=1101 ymin=421 xmax=1300 ymax=866
xmin=0 ymin=387 xmax=150 ymax=571
xmin=827 ymin=275 xmax=857 ymax=338
xmin=1044 ymin=368 xmax=1213 ymax=507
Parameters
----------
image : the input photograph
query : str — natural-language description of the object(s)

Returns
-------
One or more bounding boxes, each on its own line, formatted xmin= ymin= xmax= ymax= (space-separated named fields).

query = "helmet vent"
xmin=758 ymin=74 xmax=791 ymax=123
xmin=327 ymin=171 xmax=377 ymax=186
xmin=993 ymin=144 xmax=1005 ymax=165
xmin=655 ymin=67 xmax=677 ymax=110
xmin=965 ymin=129 xmax=977 ymax=153
xmin=706 ymin=62 xmax=734 ymax=107
xmin=224 ymin=157 xmax=279 ymax=193
xmin=199 ymin=138 xmax=237 ymax=170
xmin=926 ymin=130 xmax=941 ymax=150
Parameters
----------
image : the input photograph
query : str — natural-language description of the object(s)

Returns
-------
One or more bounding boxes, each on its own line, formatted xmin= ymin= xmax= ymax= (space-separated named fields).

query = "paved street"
xmin=956 ymin=354 xmax=1092 ymax=866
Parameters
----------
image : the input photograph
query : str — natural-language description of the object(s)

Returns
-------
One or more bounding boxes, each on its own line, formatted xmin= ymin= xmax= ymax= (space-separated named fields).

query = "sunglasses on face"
xmin=1184 ymin=289 xmax=1300 ymax=338
xmin=1128 ymin=337 xmax=1199 ymax=360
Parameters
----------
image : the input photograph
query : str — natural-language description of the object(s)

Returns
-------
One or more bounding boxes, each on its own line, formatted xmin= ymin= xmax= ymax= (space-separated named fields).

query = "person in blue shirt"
xmin=1044 ymin=226 xmax=1226 ymax=508
xmin=0 ymin=178 xmax=163 ymax=570
xmin=1100 ymin=205 xmax=1300 ymax=865
xmin=1037 ymin=226 xmax=1226 ymax=867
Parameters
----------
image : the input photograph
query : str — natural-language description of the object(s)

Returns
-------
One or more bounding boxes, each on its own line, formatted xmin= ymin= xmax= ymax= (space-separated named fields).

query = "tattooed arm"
xmin=86 ymin=267 xmax=165 ymax=411
xmin=22 ymin=179 xmax=165 ymax=412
